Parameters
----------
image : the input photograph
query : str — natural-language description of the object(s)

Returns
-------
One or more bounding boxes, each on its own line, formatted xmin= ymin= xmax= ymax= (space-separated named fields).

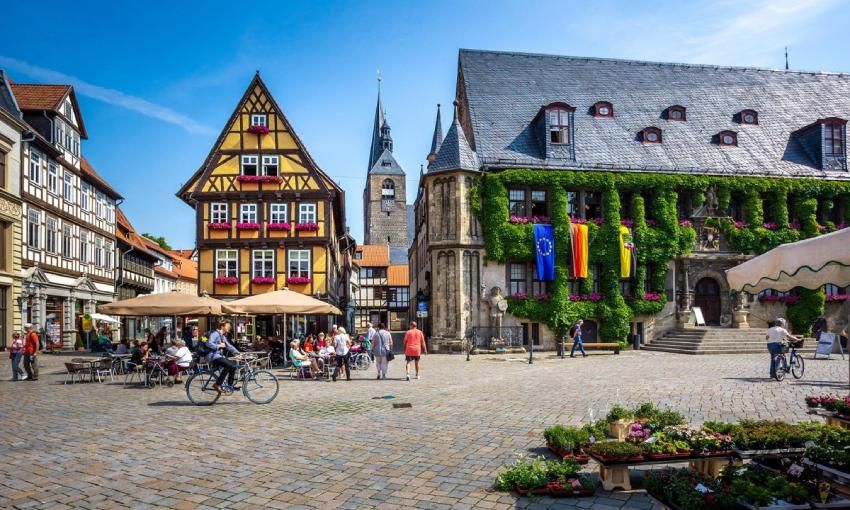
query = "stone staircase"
xmin=643 ymin=327 xmax=817 ymax=355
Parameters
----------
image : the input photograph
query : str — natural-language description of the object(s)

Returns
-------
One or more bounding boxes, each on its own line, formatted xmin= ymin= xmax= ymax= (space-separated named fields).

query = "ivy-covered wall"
xmin=475 ymin=169 xmax=850 ymax=342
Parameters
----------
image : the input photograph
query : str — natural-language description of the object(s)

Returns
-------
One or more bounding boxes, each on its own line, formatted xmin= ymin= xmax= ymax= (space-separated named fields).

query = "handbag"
xmin=383 ymin=333 xmax=394 ymax=361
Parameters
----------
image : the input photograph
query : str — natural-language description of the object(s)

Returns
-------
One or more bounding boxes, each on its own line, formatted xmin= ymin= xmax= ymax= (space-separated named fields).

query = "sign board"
xmin=416 ymin=310 xmax=428 ymax=318
xmin=82 ymin=315 xmax=93 ymax=332
xmin=46 ymin=322 xmax=61 ymax=344
xmin=417 ymin=301 xmax=428 ymax=312
xmin=692 ymin=307 xmax=706 ymax=327
xmin=816 ymin=332 xmax=837 ymax=359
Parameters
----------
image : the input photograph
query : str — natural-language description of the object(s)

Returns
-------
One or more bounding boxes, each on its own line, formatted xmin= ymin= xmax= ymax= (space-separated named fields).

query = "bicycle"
xmin=773 ymin=340 xmax=805 ymax=381
xmin=186 ymin=353 xmax=279 ymax=405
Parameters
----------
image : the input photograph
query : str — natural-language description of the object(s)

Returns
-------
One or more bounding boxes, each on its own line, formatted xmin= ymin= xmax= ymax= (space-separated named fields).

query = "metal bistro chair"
xmin=94 ymin=358 xmax=115 ymax=383
xmin=64 ymin=362 xmax=90 ymax=384
xmin=123 ymin=360 xmax=145 ymax=387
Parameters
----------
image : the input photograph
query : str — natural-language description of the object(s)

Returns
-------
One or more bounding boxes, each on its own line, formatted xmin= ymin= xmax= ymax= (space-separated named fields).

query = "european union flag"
xmin=534 ymin=224 xmax=555 ymax=281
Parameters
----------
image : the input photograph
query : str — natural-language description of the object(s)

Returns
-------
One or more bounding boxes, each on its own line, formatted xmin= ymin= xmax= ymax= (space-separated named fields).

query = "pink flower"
xmin=762 ymin=222 xmax=779 ymax=230
xmin=621 ymin=218 xmax=634 ymax=227
xmin=251 ymin=277 xmax=275 ymax=284
xmin=590 ymin=217 xmax=604 ymax=225
xmin=214 ymin=277 xmax=238 ymax=285
xmin=208 ymin=222 xmax=232 ymax=231
xmin=247 ymin=125 xmax=270 ymax=135
xmin=236 ymin=222 xmax=261 ymax=230
xmin=733 ymin=220 xmax=749 ymax=229
xmin=509 ymin=215 xmax=529 ymax=224
xmin=267 ymin=222 xmax=292 ymax=231
xmin=294 ymin=222 xmax=319 ymax=232
xmin=286 ymin=276 xmax=312 ymax=285
xmin=511 ymin=292 xmax=528 ymax=300
xmin=678 ymin=219 xmax=693 ymax=228
xmin=643 ymin=291 xmax=662 ymax=302
xmin=236 ymin=175 xmax=261 ymax=183
xmin=588 ymin=292 xmax=602 ymax=302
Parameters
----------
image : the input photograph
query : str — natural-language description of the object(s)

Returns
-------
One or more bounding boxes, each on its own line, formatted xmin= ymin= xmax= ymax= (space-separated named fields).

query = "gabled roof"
xmin=457 ymin=48 xmax=850 ymax=178
xmin=170 ymin=249 xmax=196 ymax=260
xmin=115 ymin=208 xmax=159 ymax=260
xmin=140 ymin=235 xmax=174 ymax=260
xmin=0 ymin=71 xmax=23 ymax=122
xmin=9 ymin=83 xmax=88 ymax=138
xmin=368 ymin=148 xmax=405 ymax=176
xmin=388 ymin=264 xmax=409 ymax=286
xmin=155 ymin=265 xmax=179 ymax=280
xmin=429 ymin=102 xmax=479 ymax=172
xmin=167 ymin=250 xmax=198 ymax=282
xmin=355 ymin=244 xmax=390 ymax=267
xmin=81 ymin=156 xmax=122 ymax=199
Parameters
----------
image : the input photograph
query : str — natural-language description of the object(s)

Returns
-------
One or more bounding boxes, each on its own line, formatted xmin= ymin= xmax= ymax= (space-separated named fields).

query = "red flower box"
xmin=286 ymin=277 xmax=312 ymax=285
xmin=236 ymin=175 xmax=281 ymax=184
xmin=247 ymin=125 xmax=270 ymax=135
xmin=294 ymin=222 xmax=319 ymax=232
xmin=267 ymin=222 xmax=292 ymax=231
xmin=251 ymin=277 xmax=275 ymax=284
xmin=214 ymin=277 xmax=238 ymax=285
xmin=208 ymin=222 xmax=232 ymax=231
xmin=236 ymin=222 xmax=261 ymax=230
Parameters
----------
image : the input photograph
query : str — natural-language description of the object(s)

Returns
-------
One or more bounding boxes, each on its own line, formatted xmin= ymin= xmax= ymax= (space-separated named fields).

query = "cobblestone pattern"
xmin=0 ymin=351 xmax=847 ymax=509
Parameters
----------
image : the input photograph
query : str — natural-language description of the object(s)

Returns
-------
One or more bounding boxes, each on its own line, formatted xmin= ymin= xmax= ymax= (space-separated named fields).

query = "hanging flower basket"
xmin=208 ymin=222 xmax=232 ymax=231
xmin=294 ymin=222 xmax=319 ymax=231
xmin=286 ymin=277 xmax=312 ymax=285
xmin=568 ymin=293 xmax=603 ymax=302
xmin=247 ymin=125 xmax=270 ymax=135
xmin=267 ymin=222 xmax=292 ymax=231
xmin=214 ymin=277 xmax=238 ymax=285
xmin=251 ymin=277 xmax=275 ymax=285
xmin=236 ymin=222 xmax=261 ymax=230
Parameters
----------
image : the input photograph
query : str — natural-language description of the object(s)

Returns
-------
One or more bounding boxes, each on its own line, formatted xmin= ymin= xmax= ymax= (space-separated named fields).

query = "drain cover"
xmin=392 ymin=403 xmax=412 ymax=409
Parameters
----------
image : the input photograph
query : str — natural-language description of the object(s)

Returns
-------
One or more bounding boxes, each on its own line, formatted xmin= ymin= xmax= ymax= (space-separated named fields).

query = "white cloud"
xmin=0 ymin=56 xmax=215 ymax=135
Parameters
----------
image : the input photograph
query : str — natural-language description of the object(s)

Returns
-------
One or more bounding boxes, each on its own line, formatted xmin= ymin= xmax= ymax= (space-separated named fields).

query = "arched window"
xmin=381 ymin=179 xmax=395 ymax=199
xmin=718 ymin=130 xmax=738 ymax=147
xmin=738 ymin=109 xmax=758 ymax=125
xmin=593 ymin=101 xmax=614 ymax=118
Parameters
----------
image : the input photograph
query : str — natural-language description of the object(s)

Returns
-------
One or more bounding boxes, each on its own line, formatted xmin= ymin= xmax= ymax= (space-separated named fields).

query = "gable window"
xmin=46 ymin=217 xmax=58 ymax=253
xmin=63 ymin=173 xmax=73 ymax=202
xmin=718 ymin=130 xmax=738 ymax=147
xmin=509 ymin=263 xmax=527 ymax=296
xmin=262 ymin=156 xmax=279 ymax=176
xmin=80 ymin=183 xmax=89 ymax=210
xmin=27 ymin=210 xmax=40 ymax=249
xmin=62 ymin=224 xmax=72 ymax=258
xmin=288 ymin=249 xmax=311 ymax=279
xmin=240 ymin=203 xmax=257 ymax=223
xmin=739 ymin=109 xmax=758 ymax=125
xmin=29 ymin=151 xmax=41 ymax=185
xmin=823 ymin=119 xmax=846 ymax=170
xmin=548 ymin=108 xmax=571 ymax=144
xmin=252 ymin=250 xmax=275 ymax=278
xmin=641 ymin=127 xmax=662 ymax=144
xmin=298 ymin=203 xmax=316 ymax=224
xmin=95 ymin=237 xmax=103 ymax=267
xmin=241 ymin=155 xmax=259 ymax=176
xmin=250 ymin=114 xmax=267 ymax=127
xmin=270 ymin=203 xmax=288 ymax=224
xmin=594 ymin=101 xmax=614 ymax=118
xmin=47 ymin=164 xmax=58 ymax=194
xmin=95 ymin=192 xmax=104 ymax=218
xmin=211 ymin=202 xmax=228 ymax=224
xmin=666 ymin=105 xmax=686 ymax=121
xmin=79 ymin=231 xmax=88 ymax=263
xmin=215 ymin=249 xmax=238 ymax=278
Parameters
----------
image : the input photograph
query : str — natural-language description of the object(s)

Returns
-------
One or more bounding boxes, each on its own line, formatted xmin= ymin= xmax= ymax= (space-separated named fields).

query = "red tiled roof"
xmin=388 ymin=264 xmax=409 ymax=286
xmin=155 ymin=266 xmax=179 ymax=279
xmin=10 ymin=84 xmax=69 ymax=111
xmin=167 ymin=250 xmax=198 ymax=282
xmin=140 ymin=235 xmax=173 ymax=259
xmin=355 ymin=245 xmax=390 ymax=267
xmin=171 ymin=249 xmax=195 ymax=260
xmin=115 ymin=208 xmax=158 ymax=259
xmin=80 ymin=156 xmax=122 ymax=199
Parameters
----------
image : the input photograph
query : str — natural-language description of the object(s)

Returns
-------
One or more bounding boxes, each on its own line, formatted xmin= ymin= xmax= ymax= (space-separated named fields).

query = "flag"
xmin=569 ymin=223 xmax=589 ymax=278
xmin=534 ymin=224 xmax=555 ymax=281
xmin=619 ymin=226 xmax=635 ymax=279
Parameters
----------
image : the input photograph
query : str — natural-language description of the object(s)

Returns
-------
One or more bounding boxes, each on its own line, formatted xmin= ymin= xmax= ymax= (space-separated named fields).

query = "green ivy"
xmin=787 ymin=288 xmax=825 ymax=336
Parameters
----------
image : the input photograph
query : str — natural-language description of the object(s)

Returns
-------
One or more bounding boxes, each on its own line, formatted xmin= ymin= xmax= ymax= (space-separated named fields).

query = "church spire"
xmin=368 ymin=72 xmax=393 ymax=170
xmin=426 ymin=103 xmax=443 ymax=162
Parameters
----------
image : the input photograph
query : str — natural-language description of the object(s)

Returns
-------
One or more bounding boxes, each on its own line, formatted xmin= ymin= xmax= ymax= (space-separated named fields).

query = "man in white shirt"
xmin=766 ymin=318 xmax=799 ymax=380
xmin=332 ymin=327 xmax=351 ymax=382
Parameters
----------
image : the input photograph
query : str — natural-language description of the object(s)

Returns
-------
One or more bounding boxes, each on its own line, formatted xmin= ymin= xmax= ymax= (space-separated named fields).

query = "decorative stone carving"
xmin=705 ymin=185 xmax=719 ymax=216
xmin=698 ymin=225 xmax=721 ymax=252
xmin=0 ymin=199 xmax=22 ymax=221
xmin=487 ymin=286 xmax=507 ymax=345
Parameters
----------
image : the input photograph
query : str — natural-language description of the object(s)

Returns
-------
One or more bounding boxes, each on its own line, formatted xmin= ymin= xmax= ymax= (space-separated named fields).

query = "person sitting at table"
xmin=317 ymin=332 xmax=327 ymax=349
xmin=304 ymin=336 xmax=316 ymax=354
xmin=128 ymin=341 xmax=150 ymax=372
xmin=115 ymin=339 xmax=130 ymax=355
xmin=289 ymin=339 xmax=318 ymax=378
xmin=165 ymin=339 xmax=179 ymax=357
xmin=165 ymin=339 xmax=192 ymax=383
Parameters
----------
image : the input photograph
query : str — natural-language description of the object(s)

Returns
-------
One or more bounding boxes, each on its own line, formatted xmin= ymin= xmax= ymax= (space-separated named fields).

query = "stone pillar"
xmin=733 ymin=292 xmax=750 ymax=329
xmin=64 ymin=297 xmax=76 ymax=349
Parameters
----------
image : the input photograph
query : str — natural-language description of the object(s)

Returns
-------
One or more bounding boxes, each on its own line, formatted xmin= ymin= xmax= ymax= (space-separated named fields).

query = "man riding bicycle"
xmin=766 ymin=318 xmax=800 ymax=380
xmin=207 ymin=319 xmax=239 ymax=393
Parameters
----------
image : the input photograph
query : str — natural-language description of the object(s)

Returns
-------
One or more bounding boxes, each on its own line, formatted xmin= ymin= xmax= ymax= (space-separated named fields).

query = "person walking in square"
xmin=23 ymin=323 xmax=39 ymax=381
xmin=569 ymin=320 xmax=587 ymax=358
xmin=332 ymin=326 xmax=351 ymax=382
xmin=9 ymin=332 xmax=25 ymax=381
xmin=372 ymin=323 xmax=393 ymax=380
xmin=403 ymin=321 xmax=427 ymax=381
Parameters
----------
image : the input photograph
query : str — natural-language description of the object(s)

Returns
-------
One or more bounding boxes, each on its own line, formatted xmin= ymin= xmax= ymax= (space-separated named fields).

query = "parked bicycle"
xmin=773 ymin=339 xmax=805 ymax=381
xmin=186 ymin=352 xmax=279 ymax=405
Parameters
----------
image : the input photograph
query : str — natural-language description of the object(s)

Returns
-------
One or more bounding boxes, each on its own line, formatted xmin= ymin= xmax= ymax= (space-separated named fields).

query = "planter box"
xmin=589 ymin=453 xmax=645 ymax=464
xmin=515 ymin=486 xmax=549 ymax=496
xmin=646 ymin=452 xmax=692 ymax=460
xmin=802 ymin=459 xmax=850 ymax=484
xmin=546 ymin=443 xmax=590 ymax=464
xmin=609 ymin=420 xmax=630 ymax=441
xmin=548 ymin=487 xmax=595 ymax=498
xmin=737 ymin=499 xmax=810 ymax=510
xmin=733 ymin=447 xmax=807 ymax=459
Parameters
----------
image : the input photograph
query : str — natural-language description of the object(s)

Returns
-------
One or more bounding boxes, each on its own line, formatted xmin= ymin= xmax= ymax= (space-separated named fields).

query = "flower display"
xmin=207 ymin=222 xmax=232 ymax=230
xmin=510 ymin=292 xmax=528 ymax=300
xmin=534 ymin=292 xmax=551 ymax=301
xmin=758 ymin=293 xmax=799 ymax=303
xmin=236 ymin=175 xmax=283 ymax=184
xmin=294 ymin=222 xmax=319 ymax=231
xmin=251 ymin=277 xmax=275 ymax=284
xmin=838 ymin=223 xmax=847 ymax=230
xmin=642 ymin=291 xmax=662 ymax=302
xmin=677 ymin=219 xmax=692 ymax=228
xmin=627 ymin=421 xmax=652 ymax=442
xmin=509 ymin=215 xmax=551 ymax=224
xmin=247 ymin=125 xmax=270 ymax=135
xmin=762 ymin=221 xmax=779 ymax=230
xmin=620 ymin=218 xmax=634 ymax=227
xmin=267 ymin=222 xmax=292 ymax=231
xmin=236 ymin=222 xmax=261 ymax=230
xmin=568 ymin=293 xmax=602 ymax=302
xmin=827 ymin=293 xmax=850 ymax=302
xmin=286 ymin=276 xmax=312 ymax=285
xmin=214 ymin=277 xmax=238 ymax=284
xmin=733 ymin=220 xmax=749 ymax=228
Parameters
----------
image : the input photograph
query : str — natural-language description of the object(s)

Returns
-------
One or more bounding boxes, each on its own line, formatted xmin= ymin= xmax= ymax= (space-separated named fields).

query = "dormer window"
xmin=250 ymin=114 xmax=267 ymax=127
xmin=738 ymin=109 xmax=758 ymax=125
xmin=548 ymin=108 xmax=571 ymax=144
xmin=718 ymin=130 xmax=738 ymax=147
xmin=666 ymin=105 xmax=686 ymax=121
xmin=641 ymin=127 xmax=662 ymax=144
xmin=593 ymin=101 xmax=613 ymax=118
xmin=823 ymin=118 xmax=847 ymax=170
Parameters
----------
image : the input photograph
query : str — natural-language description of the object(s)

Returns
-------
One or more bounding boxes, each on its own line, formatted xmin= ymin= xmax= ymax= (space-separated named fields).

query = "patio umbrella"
xmin=90 ymin=313 xmax=121 ymax=325
xmin=97 ymin=291 xmax=226 ymax=316
xmin=221 ymin=289 xmax=342 ymax=315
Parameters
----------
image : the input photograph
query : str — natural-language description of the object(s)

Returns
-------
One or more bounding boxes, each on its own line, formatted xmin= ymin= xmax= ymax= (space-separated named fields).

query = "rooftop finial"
xmin=377 ymin=68 xmax=382 ymax=93
xmin=785 ymin=47 xmax=789 ymax=70
xmin=452 ymin=100 xmax=459 ymax=121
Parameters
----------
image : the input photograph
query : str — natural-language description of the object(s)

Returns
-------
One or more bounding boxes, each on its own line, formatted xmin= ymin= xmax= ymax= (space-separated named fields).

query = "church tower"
xmin=363 ymin=79 xmax=408 ymax=248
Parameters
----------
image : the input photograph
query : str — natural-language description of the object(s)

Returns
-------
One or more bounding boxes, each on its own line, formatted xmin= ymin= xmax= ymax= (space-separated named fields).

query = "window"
xmin=388 ymin=287 xmax=409 ymax=308
xmin=382 ymin=179 xmax=395 ymax=199
xmin=241 ymin=155 xmax=259 ymax=176
xmin=270 ymin=203 xmax=288 ymax=223
xmin=739 ymin=109 xmax=758 ymax=125
xmin=718 ymin=130 xmax=738 ymax=147
xmin=730 ymin=193 xmax=744 ymax=221
xmin=215 ymin=249 xmax=238 ymax=278
xmin=27 ymin=210 xmax=40 ymax=249
xmin=594 ymin=101 xmax=614 ymax=118
xmin=63 ymin=173 xmax=73 ymax=202
xmin=106 ymin=203 xmax=114 ymax=223
xmin=531 ymin=190 xmax=547 ymax=217
xmin=81 ymin=183 xmax=89 ymax=210
xmin=96 ymin=192 xmax=104 ymax=218
xmin=95 ymin=237 xmax=103 ymax=267
xmin=642 ymin=127 xmax=662 ymax=144
xmin=826 ymin=284 xmax=846 ymax=298
xmin=509 ymin=262 xmax=527 ymax=296
xmin=47 ymin=164 xmax=58 ymax=194
xmin=79 ymin=231 xmax=88 ymax=263
xmin=105 ymin=241 xmax=114 ymax=270
xmin=531 ymin=274 xmax=548 ymax=297
xmin=211 ymin=203 xmax=228 ymax=224
xmin=584 ymin=191 xmax=602 ymax=218
xmin=548 ymin=108 xmax=571 ymax=144
xmin=288 ymin=249 xmax=311 ymax=279
xmin=298 ymin=203 xmax=316 ymax=223
xmin=823 ymin=119 xmax=846 ymax=167
xmin=250 ymin=114 xmax=267 ymax=127
xmin=667 ymin=105 xmax=686 ymax=121
xmin=591 ymin=264 xmax=602 ymax=293
xmin=62 ymin=224 xmax=72 ymax=258
xmin=509 ymin=189 xmax=527 ymax=217
xmin=354 ymin=251 xmax=363 ymax=260
xmin=240 ymin=204 xmax=257 ymax=223
xmin=0 ymin=148 xmax=5 ymax=189
xmin=29 ymin=150 xmax=41 ymax=184
xmin=567 ymin=191 xmax=579 ymax=217
xmin=45 ymin=217 xmax=58 ymax=253
xmin=619 ymin=279 xmax=633 ymax=297
xmin=252 ymin=250 xmax=275 ymax=278
xmin=262 ymin=156 xmax=279 ymax=176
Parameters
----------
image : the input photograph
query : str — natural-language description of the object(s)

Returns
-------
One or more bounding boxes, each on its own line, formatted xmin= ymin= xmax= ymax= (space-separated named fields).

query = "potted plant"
xmin=606 ymin=405 xmax=633 ymax=440
xmin=585 ymin=441 xmax=645 ymax=463
xmin=75 ymin=333 xmax=84 ymax=351
xmin=543 ymin=425 xmax=590 ymax=463
xmin=494 ymin=456 xmax=594 ymax=497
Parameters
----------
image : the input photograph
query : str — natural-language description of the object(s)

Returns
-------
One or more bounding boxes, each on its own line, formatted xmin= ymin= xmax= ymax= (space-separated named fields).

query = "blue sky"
xmin=3 ymin=0 xmax=850 ymax=247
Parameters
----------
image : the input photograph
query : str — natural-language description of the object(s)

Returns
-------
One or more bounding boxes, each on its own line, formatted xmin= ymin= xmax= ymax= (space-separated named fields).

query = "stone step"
xmin=643 ymin=345 xmax=816 ymax=355
xmin=648 ymin=327 xmax=816 ymax=355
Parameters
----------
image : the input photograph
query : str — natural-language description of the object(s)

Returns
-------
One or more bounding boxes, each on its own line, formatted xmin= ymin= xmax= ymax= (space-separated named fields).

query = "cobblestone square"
xmin=1 ymin=351 xmax=848 ymax=509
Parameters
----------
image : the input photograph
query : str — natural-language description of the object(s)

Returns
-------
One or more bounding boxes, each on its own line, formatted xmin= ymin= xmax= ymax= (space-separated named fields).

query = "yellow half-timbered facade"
xmin=178 ymin=73 xmax=354 ymax=335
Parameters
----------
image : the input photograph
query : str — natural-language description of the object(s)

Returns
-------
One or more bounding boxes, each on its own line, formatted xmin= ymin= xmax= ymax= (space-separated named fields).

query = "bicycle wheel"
xmin=243 ymin=369 xmax=279 ymax=404
xmin=791 ymin=353 xmax=805 ymax=379
xmin=354 ymin=353 xmax=371 ymax=371
xmin=186 ymin=371 xmax=221 ymax=406
xmin=774 ymin=354 xmax=787 ymax=381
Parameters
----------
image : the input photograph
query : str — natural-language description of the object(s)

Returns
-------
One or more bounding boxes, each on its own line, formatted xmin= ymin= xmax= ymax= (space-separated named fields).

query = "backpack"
xmin=568 ymin=325 xmax=578 ymax=338
xmin=196 ymin=332 xmax=214 ymax=355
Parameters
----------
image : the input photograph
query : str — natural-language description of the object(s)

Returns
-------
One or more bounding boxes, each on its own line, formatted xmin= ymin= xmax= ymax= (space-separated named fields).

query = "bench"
xmin=563 ymin=342 xmax=620 ymax=354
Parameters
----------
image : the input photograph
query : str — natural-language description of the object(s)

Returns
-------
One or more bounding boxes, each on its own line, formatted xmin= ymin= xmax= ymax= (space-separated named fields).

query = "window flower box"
xmin=251 ymin=277 xmax=275 ymax=285
xmin=236 ymin=175 xmax=281 ymax=184
xmin=208 ymin=222 xmax=232 ymax=231
xmin=509 ymin=215 xmax=529 ymax=224
xmin=569 ymin=293 xmax=603 ymax=302
xmin=827 ymin=294 xmax=849 ymax=303
xmin=214 ymin=277 xmax=238 ymax=285
xmin=509 ymin=215 xmax=551 ymax=224
xmin=236 ymin=175 xmax=261 ymax=183
xmin=510 ymin=292 xmax=528 ymax=300
xmin=267 ymin=222 xmax=292 ymax=231
xmin=247 ymin=125 xmax=270 ymax=135
xmin=236 ymin=222 xmax=261 ymax=230
xmin=642 ymin=291 xmax=662 ymax=302
xmin=294 ymin=222 xmax=319 ymax=232
xmin=286 ymin=276 xmax=312 ymax=285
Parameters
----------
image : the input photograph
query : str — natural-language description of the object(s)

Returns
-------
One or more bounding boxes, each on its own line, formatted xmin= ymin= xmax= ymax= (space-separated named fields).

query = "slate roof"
xmin=429 ymin=103 xmax=479 ymax=172
xmin=368 ymin=148 xmax=405 ymax=176
xmin=0 ymin=71 xmax=22 ymax=121
xmin=457 ymin=49 xmax=850 ymax=179
xmin=428 ymin=104 xmax=443 ymax=158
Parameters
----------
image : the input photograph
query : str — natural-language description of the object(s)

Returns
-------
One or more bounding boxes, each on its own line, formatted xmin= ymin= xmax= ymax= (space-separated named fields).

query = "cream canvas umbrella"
xmin=98 ymin=291 xmax=226 ymax=316
xmin=221 ymin=289 xmax=342 ymax=315
xmin=726 ymin=228 xmax=850 ymax=294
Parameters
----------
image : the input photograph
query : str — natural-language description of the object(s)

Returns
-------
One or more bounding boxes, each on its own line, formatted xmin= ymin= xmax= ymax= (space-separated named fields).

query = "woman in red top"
xmin=403 ymin=321 xmax=427 ymax=381
xmin=9 ymin=333 xmax=24 ymax=381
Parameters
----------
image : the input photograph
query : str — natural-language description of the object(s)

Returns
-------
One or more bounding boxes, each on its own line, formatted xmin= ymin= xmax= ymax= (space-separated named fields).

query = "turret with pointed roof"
xmin=426 ymin=104 xmax=443 ymax=162
xmin=428 ymin=101 xmax=479 ymax=172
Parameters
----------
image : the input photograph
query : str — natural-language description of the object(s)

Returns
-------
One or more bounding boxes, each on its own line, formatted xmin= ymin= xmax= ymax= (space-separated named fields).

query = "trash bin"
xmin=633 ymin=334 xmax=641 ymax=350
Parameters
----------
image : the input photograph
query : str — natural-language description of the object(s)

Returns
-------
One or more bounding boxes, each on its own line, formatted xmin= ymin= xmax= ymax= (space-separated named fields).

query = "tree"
xmin=141 ymin=233 xmax=172 ymax=250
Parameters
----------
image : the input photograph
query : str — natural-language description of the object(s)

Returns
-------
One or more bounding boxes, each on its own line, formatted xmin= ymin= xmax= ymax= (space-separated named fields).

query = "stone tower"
xmin=363 ymin=81 xmax=408 ymax=248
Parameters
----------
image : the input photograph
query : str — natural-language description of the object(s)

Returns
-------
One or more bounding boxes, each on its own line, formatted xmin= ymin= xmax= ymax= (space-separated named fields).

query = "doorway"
xmin=694 ymin=277 xmax=721 ymax=326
